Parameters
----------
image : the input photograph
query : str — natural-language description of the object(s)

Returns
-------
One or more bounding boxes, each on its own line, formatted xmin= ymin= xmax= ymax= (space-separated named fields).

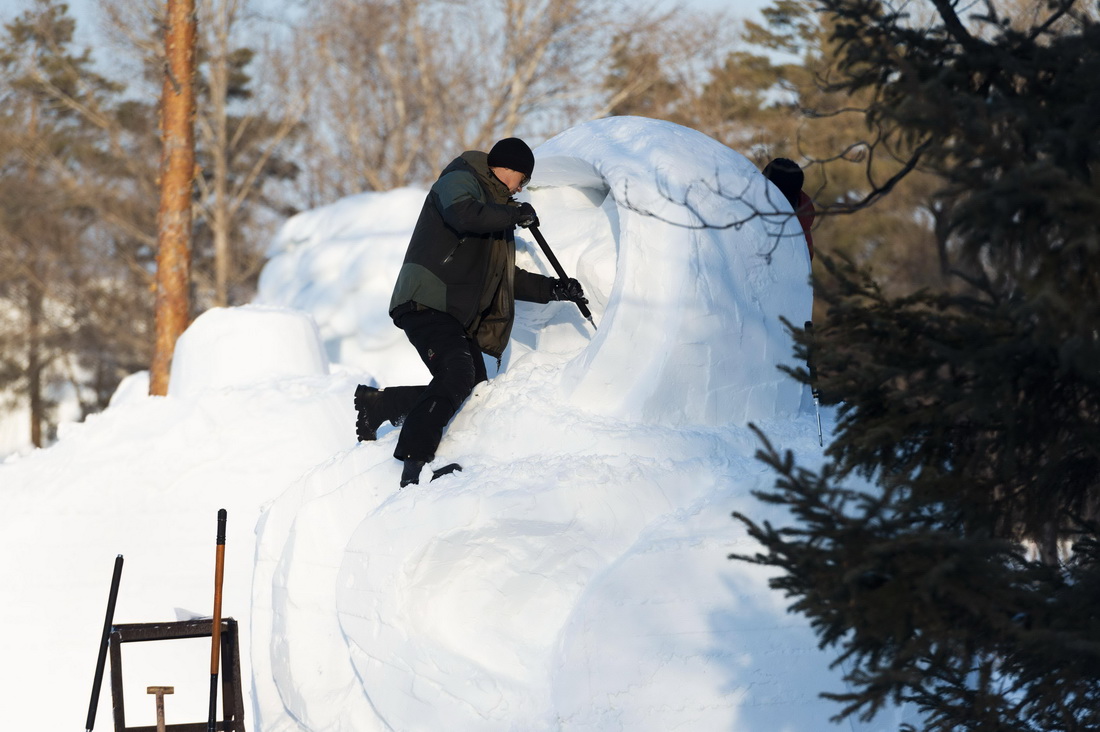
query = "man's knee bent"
xmin=432 ymin=346 xmax=479 ymax=408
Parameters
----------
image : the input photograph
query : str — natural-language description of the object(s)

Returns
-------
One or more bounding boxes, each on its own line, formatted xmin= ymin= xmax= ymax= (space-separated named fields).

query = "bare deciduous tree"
xmin=596 ymin=8 xmax=739 ymax=124
xmin=0 ymin=0 xmax=151 ymax=444
xmin=101 ymin=0 xmax=306 ymax=309
xmin=194 ymin=0 xmax=309 ymax=306
xmin=289 ymin=0 xmax=657 ymax=200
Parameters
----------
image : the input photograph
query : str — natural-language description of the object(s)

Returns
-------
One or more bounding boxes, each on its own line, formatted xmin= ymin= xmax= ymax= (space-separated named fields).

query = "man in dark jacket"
xmin=354 ymin=137 xmax=588 ymax=487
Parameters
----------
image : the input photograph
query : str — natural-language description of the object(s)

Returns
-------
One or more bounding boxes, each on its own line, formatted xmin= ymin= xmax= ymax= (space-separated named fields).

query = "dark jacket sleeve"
xmin=514 ymin=268 xmax=555 ymax=303
xmin=434 ymin=170 xmax=520 ymax=234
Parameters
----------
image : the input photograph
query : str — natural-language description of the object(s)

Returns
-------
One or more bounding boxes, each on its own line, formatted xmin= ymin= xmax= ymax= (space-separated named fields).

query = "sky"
xmin=0 ymin=115 xmax=918 ymax=731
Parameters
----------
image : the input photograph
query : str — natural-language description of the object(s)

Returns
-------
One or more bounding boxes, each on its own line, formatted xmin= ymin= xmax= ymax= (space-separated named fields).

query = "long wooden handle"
xmin=208 ymin=509 xmax=227 ymax=732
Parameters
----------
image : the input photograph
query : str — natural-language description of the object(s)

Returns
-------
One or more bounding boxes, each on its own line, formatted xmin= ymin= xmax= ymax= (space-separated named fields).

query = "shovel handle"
xmin=208 ymin=509 xmax=227 ymax=732
xmin=85 ymin=554 xmax=124 ymax=732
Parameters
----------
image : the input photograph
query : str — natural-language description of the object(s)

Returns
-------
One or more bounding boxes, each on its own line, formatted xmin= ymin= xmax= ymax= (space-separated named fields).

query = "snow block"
xmin=168 ymin=305 xmax=329 ymax=398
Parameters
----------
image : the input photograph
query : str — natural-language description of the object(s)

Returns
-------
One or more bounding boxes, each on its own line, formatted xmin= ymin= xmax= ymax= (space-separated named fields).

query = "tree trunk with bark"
xmin=150 ymin=0 xmax=198 ymax=396
xmin=27 ymin=284 xmax=43 ymax=448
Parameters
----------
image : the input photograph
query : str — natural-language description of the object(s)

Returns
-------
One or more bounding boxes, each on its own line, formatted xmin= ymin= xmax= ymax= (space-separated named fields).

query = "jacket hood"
xmin=444 ymin=151 xmax=512 ymax=203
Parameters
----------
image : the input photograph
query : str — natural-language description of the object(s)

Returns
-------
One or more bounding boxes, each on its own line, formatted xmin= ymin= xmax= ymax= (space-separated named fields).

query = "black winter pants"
xmin=387 ymin=308 xmax=488 ymax=463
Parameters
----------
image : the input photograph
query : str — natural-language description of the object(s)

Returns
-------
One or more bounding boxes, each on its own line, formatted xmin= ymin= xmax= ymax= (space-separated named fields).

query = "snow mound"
xmin=0 ymin=117 xmax=916 ymax=732
xmin=246 ymin=117 xmax=865 ymax=731
xmin=168 ymin=306 xmax=329 ymax=398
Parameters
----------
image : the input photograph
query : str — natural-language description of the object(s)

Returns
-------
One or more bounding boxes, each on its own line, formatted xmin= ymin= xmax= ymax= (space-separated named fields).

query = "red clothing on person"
xmin=796 ymin=190 xmax=815 ymax=260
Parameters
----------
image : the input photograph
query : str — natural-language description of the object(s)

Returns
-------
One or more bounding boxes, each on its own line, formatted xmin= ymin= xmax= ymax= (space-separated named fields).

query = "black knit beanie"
xmin=487 ymin=137 xmax=535 ymax=178
xmin=762 ymin=158 xmax=804 ymax=209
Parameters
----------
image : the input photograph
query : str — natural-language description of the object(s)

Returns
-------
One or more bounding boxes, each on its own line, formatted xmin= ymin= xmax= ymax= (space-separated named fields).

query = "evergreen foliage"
xmin=0 ymin=0 xmax=148 ymax=441
xmin=734 ymin=1 xmax=1100 ymax=730
xmin=739 ymin=429 xmax=1100 ymax=731
xmin=0 ymin=0 xmax=304 ymax=441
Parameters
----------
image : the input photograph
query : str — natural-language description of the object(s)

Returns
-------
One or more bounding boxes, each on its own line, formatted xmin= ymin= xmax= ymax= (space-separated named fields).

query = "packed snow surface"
xmin=0 ymin=117 xmax=911 ymax=730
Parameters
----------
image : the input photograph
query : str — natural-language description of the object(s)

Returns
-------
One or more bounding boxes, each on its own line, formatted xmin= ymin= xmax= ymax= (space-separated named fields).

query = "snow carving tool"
xmin=528 ymin=224 xmax=597 ymax=331
xmin=207 ymin=509 xmax=227 ymax=732
xmin=805 ymin=321 xmax=823 ymax=446
xmin=431 ymin=462 xmax=463 ymax=481
xmin=84 ymin=554 xmax=123 ymax=732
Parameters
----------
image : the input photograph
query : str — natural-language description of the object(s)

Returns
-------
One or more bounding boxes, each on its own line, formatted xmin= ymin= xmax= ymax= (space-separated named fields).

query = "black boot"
xmin=354 ymin=385 xmax=386 ymax=441
xmin=400 ymin=459 xmax=425 ymax=488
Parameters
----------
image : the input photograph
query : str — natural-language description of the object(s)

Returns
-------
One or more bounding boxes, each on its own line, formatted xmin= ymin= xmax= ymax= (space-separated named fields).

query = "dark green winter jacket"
xmin=389 ymin=151 xmax=554 ymax=359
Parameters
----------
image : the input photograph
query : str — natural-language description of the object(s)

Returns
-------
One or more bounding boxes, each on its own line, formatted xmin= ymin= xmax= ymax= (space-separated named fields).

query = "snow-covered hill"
xmin=0 ymin=117 xmax=911 ymax=731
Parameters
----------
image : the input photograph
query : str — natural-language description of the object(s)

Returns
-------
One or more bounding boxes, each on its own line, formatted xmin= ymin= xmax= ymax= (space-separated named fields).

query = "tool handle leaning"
xmin=208 ymin=509 xmax=227 ymax=732
xmin=210 ymin=508 xmax=227 ymax=673
xmin=85 ymin=554 xmax=124 ymax=732
xmin=804 ymin=321 xmax=823 ymax=446
xmin=216 ymin=508 xmax=227 ymax=546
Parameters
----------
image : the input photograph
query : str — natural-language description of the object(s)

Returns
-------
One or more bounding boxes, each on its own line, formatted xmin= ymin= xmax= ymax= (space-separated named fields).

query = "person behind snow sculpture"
xmin=762 ymin=157 xmax=815 ymax=260
xmin=354 ymin=137 xmax=589 ymax=488
xmin=763 ymin=157 xmax=824 ymax=442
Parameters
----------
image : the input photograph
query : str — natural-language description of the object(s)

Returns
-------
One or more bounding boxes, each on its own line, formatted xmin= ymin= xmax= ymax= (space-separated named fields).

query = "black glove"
xmin=513 ymin=202 xmax=539 ymax=229
xmin=550 ymin=277 xmax=587 ymax=305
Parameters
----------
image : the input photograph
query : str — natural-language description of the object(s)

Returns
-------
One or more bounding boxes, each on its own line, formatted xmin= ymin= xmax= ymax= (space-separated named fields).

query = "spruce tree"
xmin=732 ymin=2 xmax=1100 ymax=730
xmin=0 ymin=0 xmax=145 ymax=443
